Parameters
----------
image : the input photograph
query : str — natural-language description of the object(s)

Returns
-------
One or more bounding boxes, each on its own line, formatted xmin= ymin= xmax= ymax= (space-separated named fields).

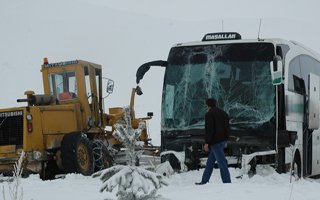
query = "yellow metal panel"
xmin=24 ymin=107 xmax=44 ymax=152
xmin=40 ymin=104 xmax=81 ymax=134
xmin=45 ymin=135 xmax=64 ymax=149
xmin=0 ymin=145 xmax=16 ymax=153
xmin=74 ymin=103 xmax=84 ymax=130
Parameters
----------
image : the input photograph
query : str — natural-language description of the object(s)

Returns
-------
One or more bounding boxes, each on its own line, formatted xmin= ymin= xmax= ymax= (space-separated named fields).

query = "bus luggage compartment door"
xmin=308 ymin=73 xmax=320 ymax=130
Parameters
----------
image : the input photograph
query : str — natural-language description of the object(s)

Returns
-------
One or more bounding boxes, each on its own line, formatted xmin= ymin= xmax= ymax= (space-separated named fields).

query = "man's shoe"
xmin=195 ymin=182 xmax=205 ymax=185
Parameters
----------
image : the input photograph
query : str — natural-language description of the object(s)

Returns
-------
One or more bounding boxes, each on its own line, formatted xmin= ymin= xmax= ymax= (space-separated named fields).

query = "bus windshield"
xmin=162 ymin=43 xmax=276 ymax=131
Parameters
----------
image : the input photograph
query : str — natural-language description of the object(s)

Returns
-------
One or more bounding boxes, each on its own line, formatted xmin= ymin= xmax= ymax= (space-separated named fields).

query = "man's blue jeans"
xmin=201 ymin=142 xmax=231 ymax=183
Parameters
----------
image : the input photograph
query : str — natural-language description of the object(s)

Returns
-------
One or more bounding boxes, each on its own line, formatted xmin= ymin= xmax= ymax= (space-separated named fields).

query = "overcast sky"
xmin=88 ymin=0 xmax=319 ymax=21
xmin=1 ymin=0 xmax=320 ymax=144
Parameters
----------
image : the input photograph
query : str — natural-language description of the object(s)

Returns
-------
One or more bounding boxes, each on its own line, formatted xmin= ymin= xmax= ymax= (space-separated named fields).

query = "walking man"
xmin=196 ymin=98 xmax=231 ymax=184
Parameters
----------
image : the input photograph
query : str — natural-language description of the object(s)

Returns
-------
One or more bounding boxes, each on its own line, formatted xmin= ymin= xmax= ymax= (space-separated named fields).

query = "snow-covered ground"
xmin=1 ymin=165 xmax=320 ymax=200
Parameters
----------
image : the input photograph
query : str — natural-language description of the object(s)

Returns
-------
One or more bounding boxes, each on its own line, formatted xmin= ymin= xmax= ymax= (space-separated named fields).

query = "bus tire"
xmin=292 ymin=153 xmax=301 ymax=179
xmin=161 ymin=153 xmax=181 ymax=171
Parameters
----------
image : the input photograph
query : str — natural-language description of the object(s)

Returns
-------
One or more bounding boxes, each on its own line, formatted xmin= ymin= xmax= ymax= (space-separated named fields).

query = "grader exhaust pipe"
xmin=17 ymin=91 xmax=57 ymax=106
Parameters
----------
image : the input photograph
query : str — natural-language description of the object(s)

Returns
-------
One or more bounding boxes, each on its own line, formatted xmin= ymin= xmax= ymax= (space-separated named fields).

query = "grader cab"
xmin=0 ymin=58 xmax=152 ymax=179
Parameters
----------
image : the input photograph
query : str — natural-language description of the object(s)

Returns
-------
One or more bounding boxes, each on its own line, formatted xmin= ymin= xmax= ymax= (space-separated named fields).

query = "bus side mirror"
xmin=136 ymin=85 xmax=143 ymax=96
xmin=270 ymin=55 xmax=283 ymax=85
xmin=106 ymin=79 xmax=114 ymax=94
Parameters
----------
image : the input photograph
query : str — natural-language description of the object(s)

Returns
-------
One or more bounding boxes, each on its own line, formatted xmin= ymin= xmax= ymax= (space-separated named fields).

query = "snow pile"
xmin=155 ymin=161 xmax=174 ymax=177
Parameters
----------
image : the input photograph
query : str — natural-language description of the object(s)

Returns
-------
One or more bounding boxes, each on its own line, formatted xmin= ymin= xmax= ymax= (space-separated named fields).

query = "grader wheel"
xmin=92 ymin=140 xmax=113 ymax=172
xmin=77 ymin=142 xmax=91 ymax=172
xmin=61 ymin=132 xmax=94 ymax=175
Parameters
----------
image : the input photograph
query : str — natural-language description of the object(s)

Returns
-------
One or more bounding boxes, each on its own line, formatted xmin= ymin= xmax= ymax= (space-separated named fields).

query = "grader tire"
xmin=61 ymin=132 xmax=94 ymax=176
xmin=40 ymin=160 xmax=61 ymax=180
xmin=92 ymin=140 xmax=113 ymax=172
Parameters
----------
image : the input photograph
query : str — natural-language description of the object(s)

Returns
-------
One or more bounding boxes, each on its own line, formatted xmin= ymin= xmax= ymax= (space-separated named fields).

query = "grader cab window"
xmin=49 ymin=71 xmax=78 ymax=101
xmin=95 ymin=68 xmax=102 ymax=100
xmin=84 ymin=66 xmax=102 ymax=104
xmin=84 ymin=67 xmax=92 ymax=104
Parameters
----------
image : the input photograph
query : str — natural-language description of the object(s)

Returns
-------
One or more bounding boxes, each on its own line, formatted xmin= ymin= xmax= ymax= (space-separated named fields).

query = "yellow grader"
xmin=0 ymin=58 xmax=153 ymax=179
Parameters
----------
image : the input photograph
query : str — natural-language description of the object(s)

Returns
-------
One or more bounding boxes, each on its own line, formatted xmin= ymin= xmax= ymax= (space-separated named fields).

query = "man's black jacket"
xmin=205 ymin=107 xmax=230 ymax=145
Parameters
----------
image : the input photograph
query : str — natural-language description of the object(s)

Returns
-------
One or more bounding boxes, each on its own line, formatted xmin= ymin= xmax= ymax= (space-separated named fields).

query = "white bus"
xmin=136 ymin=32 xmax=320 ymax=178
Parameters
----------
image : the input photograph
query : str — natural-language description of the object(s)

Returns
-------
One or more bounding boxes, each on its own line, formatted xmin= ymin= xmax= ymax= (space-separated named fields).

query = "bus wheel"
xmin=161 ymin=153 xmax=181 ymax=171
xmin=291 ymin=155 xmax=301 ymax=180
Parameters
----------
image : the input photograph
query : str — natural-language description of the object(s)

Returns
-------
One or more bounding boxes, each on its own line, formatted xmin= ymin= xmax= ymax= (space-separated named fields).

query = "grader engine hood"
xmin=0 ymin=109 xmax=24 ymax=173
xmin=0 ymin=110 xmax=24 ymax=149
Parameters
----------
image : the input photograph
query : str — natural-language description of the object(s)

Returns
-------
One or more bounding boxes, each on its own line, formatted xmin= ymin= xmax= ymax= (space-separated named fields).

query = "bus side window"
xmin=288 ymin=57 xmax=301 ymax=92
xmin=293 ymin=75 xmax=305 ymax=94
xmin=276 ymin=46 xmax=283 ymax=59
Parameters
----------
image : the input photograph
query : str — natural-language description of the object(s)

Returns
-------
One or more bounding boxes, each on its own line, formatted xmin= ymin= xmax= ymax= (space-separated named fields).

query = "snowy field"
xmin=1 ymin=165 xmax=320 ymax=200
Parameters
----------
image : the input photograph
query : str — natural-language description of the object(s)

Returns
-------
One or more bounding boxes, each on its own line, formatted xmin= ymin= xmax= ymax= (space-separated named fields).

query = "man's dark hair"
xmin=206 ymin=98 xmax=216 ymax=107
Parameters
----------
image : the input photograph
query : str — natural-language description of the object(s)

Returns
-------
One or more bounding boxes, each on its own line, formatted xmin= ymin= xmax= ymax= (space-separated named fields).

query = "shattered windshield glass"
xmin=162 ymin=43 xmax=275 ymax=131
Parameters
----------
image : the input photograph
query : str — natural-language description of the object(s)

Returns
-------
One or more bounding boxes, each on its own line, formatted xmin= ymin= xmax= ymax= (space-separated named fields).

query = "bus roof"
xmin=172 ymin=38 xmax=292 ymax=48
xmin=172 ymin=36 xmax=320 ymax=61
